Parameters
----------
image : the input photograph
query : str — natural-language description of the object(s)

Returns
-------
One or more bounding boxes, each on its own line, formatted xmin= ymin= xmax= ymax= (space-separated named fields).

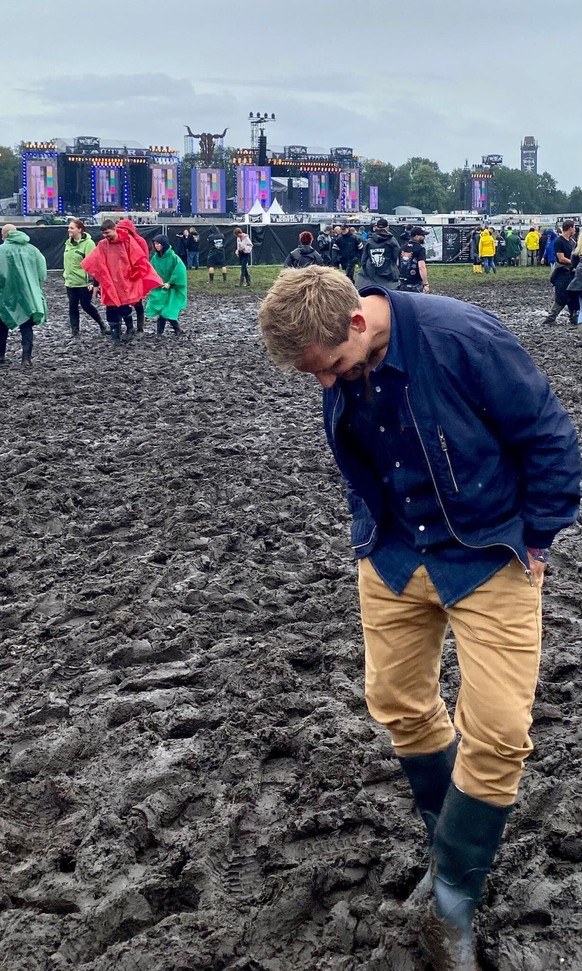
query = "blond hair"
xmin=258 ymin=266 xmax=360 ymax=368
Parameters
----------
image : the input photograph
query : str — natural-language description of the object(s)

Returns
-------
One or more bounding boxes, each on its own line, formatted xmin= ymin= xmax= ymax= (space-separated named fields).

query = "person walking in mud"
xmin=234 ymin=227 xmax=253 ymax=286
xmin=116 ymin=218 xmax=151 ymax=333
xmin=63 ymin=219 xmax=107 ymax=337
xmin=206 ymin=226 xmax=227 ymax=284
xmin=258 ymin=266 xmax=581 ymax=971
xmin=146 ymin=235 xmax=187 ymax=336
xmin=543 ymin=219 xmax=578 ymax=326
xmin=0 ymin=223 xmax=48 ymax=366
xmin=81 ymin=219 xmax=162 ymax=342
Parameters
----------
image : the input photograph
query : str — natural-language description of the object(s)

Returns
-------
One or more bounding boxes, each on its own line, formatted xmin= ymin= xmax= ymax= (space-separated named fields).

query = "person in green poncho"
xmin=146 ymin=235 xmax=188 ymax=336
xmin=505 ymin=228 xmax=523 ymax=267
xmin=0 ymin=224 xmax=48 ymax=366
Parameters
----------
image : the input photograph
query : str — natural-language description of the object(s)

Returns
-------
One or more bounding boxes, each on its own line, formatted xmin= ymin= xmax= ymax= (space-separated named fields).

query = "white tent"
xmin=267 ymin=198 xmax=285 ymax=216
xmin=246 ymin=199 xmax=266 ymax=223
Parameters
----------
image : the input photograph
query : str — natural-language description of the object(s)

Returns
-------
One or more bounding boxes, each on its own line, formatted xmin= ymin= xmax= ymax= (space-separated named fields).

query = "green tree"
xmin=409 ymin=163 xmax=446 ymax=212
xmin=536 ymin=171 xmax=568 ymax=213
xmin=567 ymin=186 xmax=582 ymax=212
xmin=388 ymin=163 xmax=413 ymax=211
xmin=0 ymin=146 xmax=20 ymax=198
xmin=490 ymin=167 xmax=537 ymax=213
xmin=441 ymin=168 xmax=472 ymax=212
xmin=361 ymin=159 xmax=396 ymax=212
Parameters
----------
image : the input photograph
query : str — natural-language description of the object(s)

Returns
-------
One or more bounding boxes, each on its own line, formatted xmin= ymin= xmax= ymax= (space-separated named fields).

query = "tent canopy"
xmin=247 ymin=199 xmax=265 ymax=215
xmin=267 ymin=198 xmax=285 ymax=215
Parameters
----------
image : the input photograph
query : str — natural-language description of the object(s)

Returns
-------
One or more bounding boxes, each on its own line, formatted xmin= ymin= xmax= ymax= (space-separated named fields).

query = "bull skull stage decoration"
xmin=185 ymin=126 xmax=228 ymax=166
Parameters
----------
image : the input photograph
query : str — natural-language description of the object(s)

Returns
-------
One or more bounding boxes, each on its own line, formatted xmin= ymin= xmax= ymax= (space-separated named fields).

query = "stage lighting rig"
xmin=249 ymin=112 xmax=276 ymax=151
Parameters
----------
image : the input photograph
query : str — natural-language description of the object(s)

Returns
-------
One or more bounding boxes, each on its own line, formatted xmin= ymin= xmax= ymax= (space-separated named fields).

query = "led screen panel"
xmin=151 ymin=164 xmax=178 ymax=211
xmin=308 ymin=173 xmax=330 ymax=209
xmin=95 ymin=167 xmax=124 ymax=207
xmin=25 ymin=159 xmax=58 ymax=213
xmin=338 ymin=169 xmax=359 ymax=211
xmin=236 ymin=166 xmax=271 ymax=212
xmin=471 ymin=176 xmax=488 ymax=211
xmin=192 ymin=168 xmax=226 ymax=213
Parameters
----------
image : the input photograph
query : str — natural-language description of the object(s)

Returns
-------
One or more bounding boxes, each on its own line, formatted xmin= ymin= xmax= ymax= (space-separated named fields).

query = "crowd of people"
xmin=468 ymin=222 xmax=577 ymax=271
xmin=1 ymin=214 xmax=581 ymax=365
xmin=467 ymin=221 xmax=582 ymax=322
xmin=0 ymin=219 xmax=261 ymax=362
xmin=291 ymin=220 xmax=432 ymax=294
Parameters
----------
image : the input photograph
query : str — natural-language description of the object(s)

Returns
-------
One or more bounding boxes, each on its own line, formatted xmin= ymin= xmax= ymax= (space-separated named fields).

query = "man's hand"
xmin=527 ymin=550 xmax=548 ymax=586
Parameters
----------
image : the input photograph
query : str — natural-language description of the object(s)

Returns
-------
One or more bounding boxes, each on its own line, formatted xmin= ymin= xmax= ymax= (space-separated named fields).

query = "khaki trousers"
xmin=359 ymin=557 xmax=542 ymax=807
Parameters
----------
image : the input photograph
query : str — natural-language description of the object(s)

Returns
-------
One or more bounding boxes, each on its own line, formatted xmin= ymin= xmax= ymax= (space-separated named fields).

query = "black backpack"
xmin=399 ymin=242 xmax=420 ymax=285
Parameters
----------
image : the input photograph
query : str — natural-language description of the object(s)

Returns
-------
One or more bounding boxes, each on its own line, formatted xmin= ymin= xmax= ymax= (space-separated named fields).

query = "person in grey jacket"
xmin=355 ymin=218 xmax=400 ymax=291
xmin=284 ymin=232 xmax=324 ymax=269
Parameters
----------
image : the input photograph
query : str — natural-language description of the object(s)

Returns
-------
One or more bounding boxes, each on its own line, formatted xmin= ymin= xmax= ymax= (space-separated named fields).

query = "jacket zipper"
xmin=405 ymin=387 xmax=531 ymax=581
xmin=437 ymin=425 xmax=459 ymax=493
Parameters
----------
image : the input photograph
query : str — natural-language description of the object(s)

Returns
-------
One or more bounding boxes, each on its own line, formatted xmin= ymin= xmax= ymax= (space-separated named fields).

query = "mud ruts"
xmin=0 ymin=277 xmax=581 ymax=970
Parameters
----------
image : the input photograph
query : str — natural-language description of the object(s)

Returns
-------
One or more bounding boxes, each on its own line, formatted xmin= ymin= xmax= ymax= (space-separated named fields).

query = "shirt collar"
xmin=358 ymin=287 xmax=406 ymax=376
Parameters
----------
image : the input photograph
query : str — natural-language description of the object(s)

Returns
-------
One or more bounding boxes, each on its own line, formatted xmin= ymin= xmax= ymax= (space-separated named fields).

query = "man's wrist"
xmin=527 ymin=547 xmax=551 ymax=563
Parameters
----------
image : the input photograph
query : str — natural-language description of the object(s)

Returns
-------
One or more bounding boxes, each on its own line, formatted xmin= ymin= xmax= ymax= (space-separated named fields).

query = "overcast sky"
xmin=2 ymin=0 xmax=579 ymax=191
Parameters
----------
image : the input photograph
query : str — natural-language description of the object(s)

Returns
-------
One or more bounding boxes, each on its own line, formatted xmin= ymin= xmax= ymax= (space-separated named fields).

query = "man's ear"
xmin=350 ymin=309 xmax=367 ymax=334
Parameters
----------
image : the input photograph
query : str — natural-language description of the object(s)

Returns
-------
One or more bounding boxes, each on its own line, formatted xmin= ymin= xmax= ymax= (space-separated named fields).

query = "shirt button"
xmin=418 ymin=525 xmax=425 ymax=532
xmin=375 ymin=386 xmax=381 ymax=393
xmin=395 ymin=461 xmax=401 ymax=468
xmin=405 ymin=497 xmax=411 ymax=503
xmin=421 ymin=547 xmax=427 ymax=554
xmin=379 ymin=425 xmax=385 ymax=433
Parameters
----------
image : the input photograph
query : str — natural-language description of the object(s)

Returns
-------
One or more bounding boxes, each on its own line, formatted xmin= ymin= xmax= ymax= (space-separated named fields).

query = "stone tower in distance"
xmin=521 ymin=136 xmax=538 ymax=174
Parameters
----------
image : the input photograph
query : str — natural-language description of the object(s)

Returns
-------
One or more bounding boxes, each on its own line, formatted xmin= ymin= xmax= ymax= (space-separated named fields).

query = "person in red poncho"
xmin=81 ymin=219 xmax=162 ymax=341
xmin=116 ymin=218 xmax=150 ymax=333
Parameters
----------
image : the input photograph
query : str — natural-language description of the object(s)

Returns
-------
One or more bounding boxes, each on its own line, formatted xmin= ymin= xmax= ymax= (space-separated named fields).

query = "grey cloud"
xmin=22 ymin=73 xmax=196 ymax=109
xmin=202 ymin=73 xmax=366 ymax=94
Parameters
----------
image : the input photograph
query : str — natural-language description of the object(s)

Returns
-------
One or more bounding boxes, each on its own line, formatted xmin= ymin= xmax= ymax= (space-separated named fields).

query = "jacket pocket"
xmin=437 ymin=426 xmax=459 ymax=493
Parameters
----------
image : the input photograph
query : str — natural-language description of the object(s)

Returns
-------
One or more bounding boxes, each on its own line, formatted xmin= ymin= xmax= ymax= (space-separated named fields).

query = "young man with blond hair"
xmin=258 ymin=266 xmax=580 ymax=969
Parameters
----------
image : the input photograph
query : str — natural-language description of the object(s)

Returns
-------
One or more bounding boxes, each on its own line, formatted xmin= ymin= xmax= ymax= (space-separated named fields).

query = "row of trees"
xmin=3 ymin=142 xmax=581 ymax=215
xmin=181 ymin=151 xmax=582 ymax=216
xmin=0 ymin=146 xmax=20 ymax=199
xmin=360 ymin=157 xmax=582 ymax=215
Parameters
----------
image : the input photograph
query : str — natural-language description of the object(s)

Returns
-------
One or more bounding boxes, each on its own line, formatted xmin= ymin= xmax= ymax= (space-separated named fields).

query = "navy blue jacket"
xmin=323 ymin=289 xmax=580 ymax=564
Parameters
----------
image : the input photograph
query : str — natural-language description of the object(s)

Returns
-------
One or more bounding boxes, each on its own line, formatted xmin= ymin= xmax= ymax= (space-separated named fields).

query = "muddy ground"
xmin=0 ymin=273 xmax=581 ymax=971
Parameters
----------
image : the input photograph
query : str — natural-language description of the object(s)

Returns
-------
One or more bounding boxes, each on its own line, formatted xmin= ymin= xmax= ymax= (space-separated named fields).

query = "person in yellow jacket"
xmin=478 ymin=228 xmax=496 ymax=274
xmin=524 ymin=227 xmax=540 ymax=267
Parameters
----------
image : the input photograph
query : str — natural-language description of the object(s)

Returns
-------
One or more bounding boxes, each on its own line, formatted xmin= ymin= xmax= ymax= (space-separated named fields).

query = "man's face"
xmin=297 ymin=326 xmax=370 ymax=388
xmin=102 ymin=228 xmax=117 ymax=241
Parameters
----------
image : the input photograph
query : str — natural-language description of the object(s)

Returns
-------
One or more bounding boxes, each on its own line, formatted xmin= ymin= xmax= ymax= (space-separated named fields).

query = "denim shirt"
xmin=323 ymin=288 xmax=580 ymax=602
xmin=340 ymin=309 xmax=512 ymax=606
